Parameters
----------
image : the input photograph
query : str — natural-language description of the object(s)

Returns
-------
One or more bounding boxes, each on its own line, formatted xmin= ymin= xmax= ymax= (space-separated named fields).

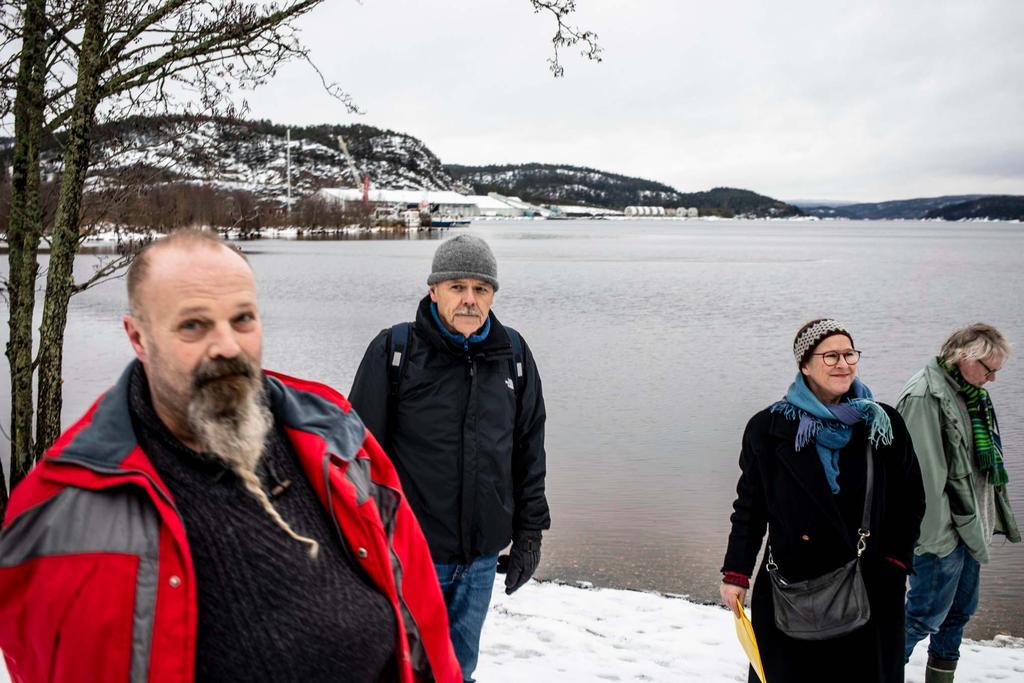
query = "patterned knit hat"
xmin=427 ymin=234 xmax=499 ymax=291
xmin=793 ymin=319 xmax=854 ymax=365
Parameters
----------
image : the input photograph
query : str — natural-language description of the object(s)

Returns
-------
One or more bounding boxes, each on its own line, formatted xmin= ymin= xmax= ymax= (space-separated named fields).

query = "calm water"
xmin=2 ymin=219 xmax=1023 ymax=638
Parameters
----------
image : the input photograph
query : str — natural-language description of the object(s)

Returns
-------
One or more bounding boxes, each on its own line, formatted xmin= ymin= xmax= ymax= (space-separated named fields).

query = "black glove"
xmin=497 ymin=531 xmax=542 ymax=595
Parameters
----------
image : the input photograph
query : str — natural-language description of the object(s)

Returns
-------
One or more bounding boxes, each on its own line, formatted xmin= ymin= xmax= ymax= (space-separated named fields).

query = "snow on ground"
xmin=1 ymin=579 xmax=1021 ymax=682
xmin=479 ymin=579 xmax=1024 ymax=682
xmin=75 ymin=225 xmax=426 ymax=243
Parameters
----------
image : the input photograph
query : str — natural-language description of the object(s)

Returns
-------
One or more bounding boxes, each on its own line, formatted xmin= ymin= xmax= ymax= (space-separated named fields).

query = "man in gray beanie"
xmin=350 ymin=234 xmax=550 ymax=682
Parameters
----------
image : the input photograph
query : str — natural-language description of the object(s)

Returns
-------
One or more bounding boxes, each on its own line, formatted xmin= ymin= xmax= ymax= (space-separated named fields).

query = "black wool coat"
xmin=722 ymin=404 xmax=925 ymax=683
xmin=349 ymin=295 xmax=550 ymax=564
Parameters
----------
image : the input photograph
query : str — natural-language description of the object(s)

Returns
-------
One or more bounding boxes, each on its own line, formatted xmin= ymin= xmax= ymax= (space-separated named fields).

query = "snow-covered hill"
xmin=17 ymin=117 xmax=466 ymax=202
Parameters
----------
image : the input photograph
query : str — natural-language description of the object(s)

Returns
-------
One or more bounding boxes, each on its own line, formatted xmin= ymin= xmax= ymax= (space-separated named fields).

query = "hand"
xmin=497 ymin=531 xmax=542 ymax=595
xmin=720 ymin=583 xmax=747 ymax=616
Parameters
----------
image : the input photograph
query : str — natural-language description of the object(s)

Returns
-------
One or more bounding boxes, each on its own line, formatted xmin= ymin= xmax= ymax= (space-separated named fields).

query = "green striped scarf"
xmin=941 ymin=358 xmax=1008 ymax=486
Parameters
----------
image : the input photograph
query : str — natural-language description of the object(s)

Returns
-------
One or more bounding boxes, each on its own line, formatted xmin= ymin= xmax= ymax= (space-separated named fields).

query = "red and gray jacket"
xmin=0 ymin=362 xmax=461 ymax=683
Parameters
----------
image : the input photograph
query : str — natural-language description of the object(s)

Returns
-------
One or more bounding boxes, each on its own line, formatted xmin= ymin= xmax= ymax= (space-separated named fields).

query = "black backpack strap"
xmin=384 ymin=323 xmax=413 ymax=451
xmin=387 ymin=323 xmax=412 ymax=398
xmin=505 ymin=326 xmax=524 ymax=395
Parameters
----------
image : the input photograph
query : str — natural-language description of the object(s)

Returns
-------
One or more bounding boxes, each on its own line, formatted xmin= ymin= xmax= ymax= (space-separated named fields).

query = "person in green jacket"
xmin=898 ymin=323 xmax=1020 ymax=683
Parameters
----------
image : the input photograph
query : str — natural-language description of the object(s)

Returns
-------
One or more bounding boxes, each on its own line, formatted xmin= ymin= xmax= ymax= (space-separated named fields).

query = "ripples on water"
xmin=1 ymin=219 xmax=1022 ymax=637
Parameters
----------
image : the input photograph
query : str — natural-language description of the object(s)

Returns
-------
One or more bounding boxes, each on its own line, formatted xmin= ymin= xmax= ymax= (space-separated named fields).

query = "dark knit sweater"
xmin=128 ymin=366 xmax=397 ymax=682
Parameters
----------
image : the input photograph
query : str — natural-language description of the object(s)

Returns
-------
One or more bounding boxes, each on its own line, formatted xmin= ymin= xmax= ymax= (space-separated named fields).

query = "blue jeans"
xmin=904 ymin=542 xmax=981 ymax=663
xmin=434 ymin=554 xmax=498 ymax=683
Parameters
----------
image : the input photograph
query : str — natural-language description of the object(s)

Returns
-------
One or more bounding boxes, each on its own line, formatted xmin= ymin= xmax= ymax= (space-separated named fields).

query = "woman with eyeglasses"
xmin=720 ymin=319 xmax=925 ymax=683
xmin=898 ymin=323 xmax=1019 ymax=683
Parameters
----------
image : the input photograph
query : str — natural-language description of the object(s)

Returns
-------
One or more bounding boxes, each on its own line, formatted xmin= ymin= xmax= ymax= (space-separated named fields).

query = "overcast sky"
xmin=245 ymin=0 xmax=1024 ymax=203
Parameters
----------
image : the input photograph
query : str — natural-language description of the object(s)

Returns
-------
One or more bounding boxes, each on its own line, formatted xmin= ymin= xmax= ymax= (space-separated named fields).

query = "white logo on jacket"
xmin=505 ymin=378 xmax=514 ymax=391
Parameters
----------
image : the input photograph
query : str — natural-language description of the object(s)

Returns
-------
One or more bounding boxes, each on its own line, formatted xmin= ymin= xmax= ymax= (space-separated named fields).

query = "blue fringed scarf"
xmin=771 ymin=373 xmax=893 ymax=494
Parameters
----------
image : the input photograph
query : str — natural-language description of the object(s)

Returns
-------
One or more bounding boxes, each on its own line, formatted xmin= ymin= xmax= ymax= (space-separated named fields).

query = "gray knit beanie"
xmin=427 ymin=234 xmax=499 ymax=291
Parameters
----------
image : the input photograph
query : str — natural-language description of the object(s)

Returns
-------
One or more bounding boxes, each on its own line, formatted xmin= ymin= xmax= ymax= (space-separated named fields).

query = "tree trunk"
xmin=4 ymin=0 xmax=48 ymax=512
xmin=34 ymin=0 xmax=108 ymax=459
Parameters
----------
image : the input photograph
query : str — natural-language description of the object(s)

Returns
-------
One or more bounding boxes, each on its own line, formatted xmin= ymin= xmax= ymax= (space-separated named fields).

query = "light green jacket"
xmin=896 ymin=358 xmax=1020 ymax=564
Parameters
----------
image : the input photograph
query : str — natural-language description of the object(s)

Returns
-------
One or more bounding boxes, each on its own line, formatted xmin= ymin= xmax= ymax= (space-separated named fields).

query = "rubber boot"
xmin=924 ymin=656 xmax=956 ymax=683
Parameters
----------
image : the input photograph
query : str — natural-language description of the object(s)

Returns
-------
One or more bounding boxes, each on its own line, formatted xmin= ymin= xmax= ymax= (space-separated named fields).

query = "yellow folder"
xmin=734 ymin=604 xmax=767 ymax=683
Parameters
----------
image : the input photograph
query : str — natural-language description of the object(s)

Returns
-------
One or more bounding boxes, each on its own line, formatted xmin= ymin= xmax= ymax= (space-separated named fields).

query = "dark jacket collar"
xmin=414 ymin=294 xmax=513 ymax=357
xmin=55 ymin=361 xmax=141 ymax=469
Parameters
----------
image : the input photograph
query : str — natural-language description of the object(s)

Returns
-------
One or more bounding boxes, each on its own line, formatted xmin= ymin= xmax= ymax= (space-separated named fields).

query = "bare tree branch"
xmin=36 ymin=0 xmax=357 ymax=133
xmin=529 ymin=0 xmax=602 ymax=77
xmin=72 ymin=252 xmax=133 ymax=293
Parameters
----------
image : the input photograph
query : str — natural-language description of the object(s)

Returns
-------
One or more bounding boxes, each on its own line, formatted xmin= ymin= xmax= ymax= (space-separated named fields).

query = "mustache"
xmin=454 ymin=306 xmax=481 ymax=316
xmin=192 ymin=356 xmax=255 ymax=390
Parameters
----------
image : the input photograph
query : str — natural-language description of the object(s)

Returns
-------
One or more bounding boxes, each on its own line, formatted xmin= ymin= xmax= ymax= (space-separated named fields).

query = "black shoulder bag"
xmin=766 ymin=443 xmax=874 ymax=640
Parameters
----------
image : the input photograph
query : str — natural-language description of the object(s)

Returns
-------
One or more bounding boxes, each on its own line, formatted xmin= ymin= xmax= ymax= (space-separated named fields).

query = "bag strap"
xmin=856 ymin=443 xmax=874 ymax=558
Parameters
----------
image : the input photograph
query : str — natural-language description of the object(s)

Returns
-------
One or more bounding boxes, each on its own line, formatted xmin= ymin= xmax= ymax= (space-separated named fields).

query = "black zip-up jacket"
xmin=350 ymin=295 xmax=550 ymax=563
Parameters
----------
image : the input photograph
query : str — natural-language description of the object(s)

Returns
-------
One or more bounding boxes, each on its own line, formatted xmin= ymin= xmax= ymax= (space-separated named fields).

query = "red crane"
xmin=336 ymin=135 xmax=370 ymax=207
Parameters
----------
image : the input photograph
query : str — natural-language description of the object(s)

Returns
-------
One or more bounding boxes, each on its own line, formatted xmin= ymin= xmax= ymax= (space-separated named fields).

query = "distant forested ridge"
xmin=446 ymin=163 xmax=802 ymax=217
xmin=799 ymin=195 xmax=995 ymax=220
xmin=924 ymin=196 xmax=1024 ymax=221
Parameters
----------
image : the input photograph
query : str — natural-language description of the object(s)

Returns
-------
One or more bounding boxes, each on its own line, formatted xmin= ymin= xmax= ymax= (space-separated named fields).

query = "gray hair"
xmin=939 ymin=323 xmax=1012 ymax=365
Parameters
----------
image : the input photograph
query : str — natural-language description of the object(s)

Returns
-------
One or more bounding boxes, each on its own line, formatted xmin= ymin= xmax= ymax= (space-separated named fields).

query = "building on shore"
xmin=484 ymin=193 xmax=549 ymax=218
xmin=316 ymin=188 xmax=481 ymax=218
xmin=550 ymin=204 xmax=624 ymax=218
xmin=470 ymin=193 xmax=529 ymax=217
xmin=624 ymin=206 xmax=667 ymax=216
xmin=624 ymin=206 xmax=699 ymax=217
xmin=316 ymin=187 xmax=639 ymax=221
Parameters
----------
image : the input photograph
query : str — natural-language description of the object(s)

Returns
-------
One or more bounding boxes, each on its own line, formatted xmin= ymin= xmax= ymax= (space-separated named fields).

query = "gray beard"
xmin=187 ymin=374 xmax=271 ymax=480
xmin=186 ymin=374 xmax=319 ymax=558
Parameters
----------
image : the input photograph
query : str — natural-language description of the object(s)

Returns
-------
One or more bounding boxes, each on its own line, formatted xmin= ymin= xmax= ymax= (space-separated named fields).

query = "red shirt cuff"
xmin=722 ymin=571 xmax=750 ymax=589
xmin=884 ymin=557 xmax=907 ymax=571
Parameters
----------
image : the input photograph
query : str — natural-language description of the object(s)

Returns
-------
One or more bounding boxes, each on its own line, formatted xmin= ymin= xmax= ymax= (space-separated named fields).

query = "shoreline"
xmin=2 ymin=214 xmax=1022 ymax=250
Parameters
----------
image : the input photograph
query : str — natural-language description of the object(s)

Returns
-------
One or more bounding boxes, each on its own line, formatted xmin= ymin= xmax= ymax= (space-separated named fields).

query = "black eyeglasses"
xmin=978 ymin=358 xmax=1000 ymax=379
xmin=810 ymin=350 xmax=862 ymax=366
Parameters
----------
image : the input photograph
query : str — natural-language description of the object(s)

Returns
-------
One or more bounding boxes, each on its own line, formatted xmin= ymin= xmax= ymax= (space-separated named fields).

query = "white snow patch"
xmin=478 ymin=580 xmax=1023 ymax=682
